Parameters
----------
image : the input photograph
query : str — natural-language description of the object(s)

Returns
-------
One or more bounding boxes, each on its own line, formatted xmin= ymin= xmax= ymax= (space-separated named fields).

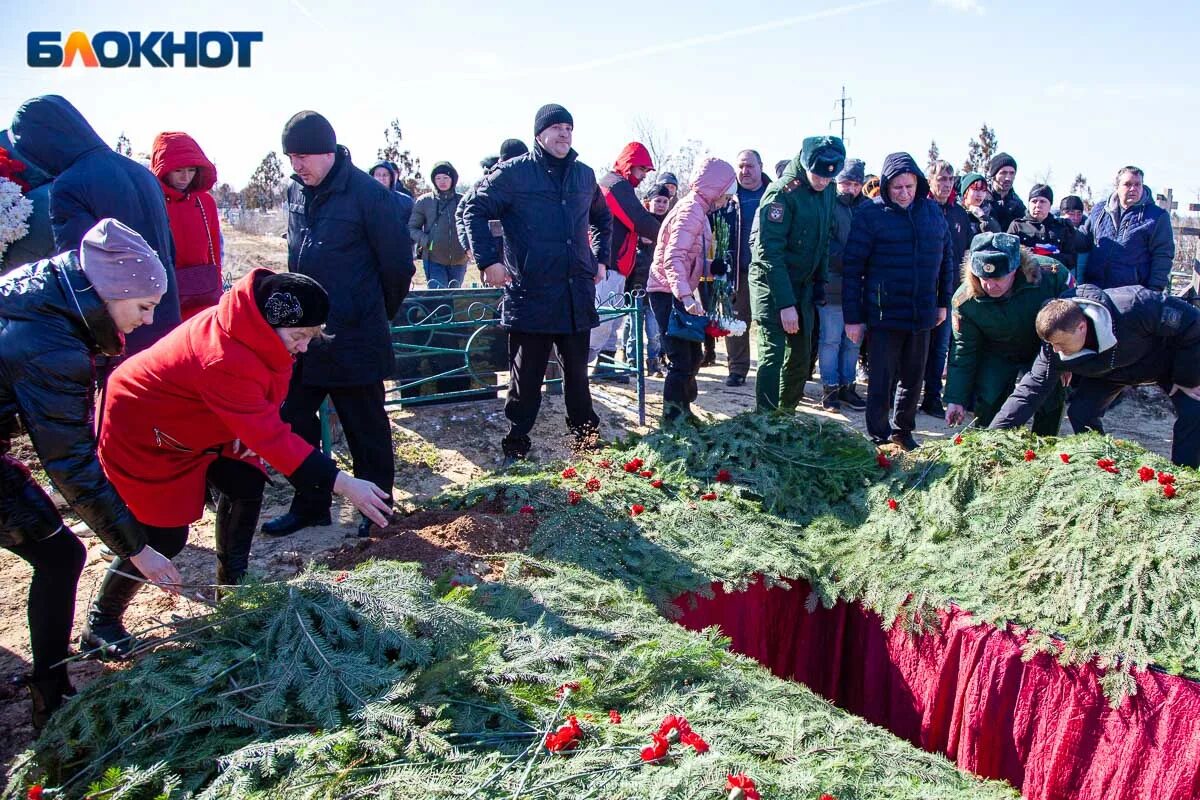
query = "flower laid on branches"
xmin=680 ymin=730 xmax=709 ymax=753
xmin=875 ymin=452 xmax=891 ymax=468
xmin=26 ymin=786 xmax=43 ymax=800
xmin=334 ymin=572 xmax=349 ymax=583
xmin=561 ymin=466 xmax=577 ymax=479
xmin=820 ymin=795 xmax=838 ymax=800
xmin=640 ymin=469 xmax=654 ymax=478
xmin=725 ymin=773 xmax=761 ymax=800
xmin=1164 ymin=484 xmax=1177 ymax=499
xmin=585 ymin=477 xmax=601 ymax=492
xmin=623 ymin=457 xmax=645 ymax=473
xmin=1096 ymin=458 xmax=1119 ymax=474
xmin=640 ymin=732 xmax=671 ymax=762
xmin=1024 ymin=450 xmax=1036 ymax=461
xmin=1060 ymin=453 xmax=1071 ymax=463
xmin=598 ymin=459 xmax=611 ymax=469
xmin=554 ymin=681 xmax=580 ymax=699
xmin=567 ymin=489 xmax=582 ymax=506
xmin=1137 ymin=465 xmax=1155 ymax=482
xmin=657 ymin=713 xmax=692 ymax=738
xmin=887 ymin=497 xmax=899 ymax=511
xmin=954 ymin=435 xmax=963 ymax=445
xmin=701 ymin=491 xmax=717 ymax=501
xmin=630 ymin=504 xmax=646 ymax=516
xmin=544 ymin=714 xmax=583 ymax=753
xmin=1158 ymin=471 xmax=1175 ymax=485
xmin=519 ymin=505 xmax=535 ymax=514
xmin=715 ymin=469 xmax=733 ymax=483
xmin=650 ymin=479 xmax=664 ymax=489
xmin=608 ymin=709 xmax=621 ymax=724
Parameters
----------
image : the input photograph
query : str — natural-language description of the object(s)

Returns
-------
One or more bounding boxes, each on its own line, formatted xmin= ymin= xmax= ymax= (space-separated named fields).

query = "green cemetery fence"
xmin=320 ymin=285 xmax=646 ymax=453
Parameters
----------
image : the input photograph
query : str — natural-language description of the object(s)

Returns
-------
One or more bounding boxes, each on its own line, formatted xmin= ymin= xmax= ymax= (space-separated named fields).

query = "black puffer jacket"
xmin=286 ymin=146 xmax=415 ymax=386
xmin=0 ymin=253 xmax=145 ymax=555
xmin=460 ymin=143 xmax=612 ymax=334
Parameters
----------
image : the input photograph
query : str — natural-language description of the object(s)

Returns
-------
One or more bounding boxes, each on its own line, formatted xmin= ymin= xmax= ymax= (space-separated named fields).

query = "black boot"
xmin=24 ymin=670 xmax=76 ymax=731
xmin=81 ymin=565 xmax=143 ymax=660
xmin=261 ymin=508 xmax=332 ymax=537
xmin=215 ymin=493 xmax=263 ymax=587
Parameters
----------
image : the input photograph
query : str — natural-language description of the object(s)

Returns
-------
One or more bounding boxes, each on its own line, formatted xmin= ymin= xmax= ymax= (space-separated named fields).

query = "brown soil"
xmin=0 ymin=230 xmax=1179 ymax=767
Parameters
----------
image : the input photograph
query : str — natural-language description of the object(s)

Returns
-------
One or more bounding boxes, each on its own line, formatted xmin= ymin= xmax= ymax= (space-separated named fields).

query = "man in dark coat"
xmin=842 ymin=152 xmax=954 ymax=449
xmin=461 ymin=104 xmax=612 ymax=464
xmin=9 ymin=95 xmax=181 ymax=355
xmin=1077 ymin=166 xmax=1174 ymax=291
xmin=987 ymin=152 xmax=1026 ymax=231
xmin=991 ymin=285 xmax=1200 ymax=466
xmin=262 ymin=111 xmax=414 ymax=538
xmin=1007 ymin=183 xmax=1081 ymax=273
xmin=820 ymin=158 xmax=868 ymax=410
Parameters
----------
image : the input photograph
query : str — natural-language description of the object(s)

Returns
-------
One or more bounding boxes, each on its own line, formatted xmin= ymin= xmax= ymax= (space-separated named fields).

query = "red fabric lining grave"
xmin=674 ymin=577 xmax=1200 ymax=800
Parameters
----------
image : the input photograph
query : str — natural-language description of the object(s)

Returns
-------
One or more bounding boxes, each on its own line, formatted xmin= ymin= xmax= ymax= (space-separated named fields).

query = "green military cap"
xmin=969 ymin=232 xmax=1020 ymax=278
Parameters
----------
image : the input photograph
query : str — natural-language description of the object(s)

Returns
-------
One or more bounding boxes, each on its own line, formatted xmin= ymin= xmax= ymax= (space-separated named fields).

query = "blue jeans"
xmin=622 ymin=296 xmax=661 ymax=363
xmin=424 ymin=260 xmax=467 ymax=289
xmin=922 ymin=318 xmax=952 ymax=404
xmin=817 ymin=305 xmax=860 ymax=386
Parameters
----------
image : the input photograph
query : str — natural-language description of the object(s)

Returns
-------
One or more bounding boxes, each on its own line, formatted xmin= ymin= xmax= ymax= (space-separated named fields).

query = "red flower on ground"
xmin=623 ymin=457 xmax=644 ymax=473
xmin=887 ymin=498 xmax=899 ymax=511
xmin=640 ymin=469 xmax=654 ymax=477
xmin=599 ymin=459 xmax=611 ymax=469
xmin=725 ymin=774 xmax=761 ymax=800
xmin=334 ymin=571 xmax=349 ymax=583
xmin=1138 ymin=465 xmax=1156 ymax=482
xmin=1060 ymin=453 xmax=1071 ymax=463
xmin=1158 ymin=471 xmax=1176 ymax=485
xmin=640 ymin=732 xmax=671 ymax=762
xmin=954 ymin=435 xmax=963 ymax=445
xmin=554 ymin=681 xmax=581 ymax=699
xmin=567 ymin=489 xmax=582 ymax=505
xmin=1096 ymin=458 xmax=1119 ymax=474
xmin=545 ymin=717 xmax=583 ymax=753
xmin=585 ymin=477 xmax=601 ymax=492
xmin=715 ymin=468 xmax=733 ymax=483
xmin=1164 ymin=484 xmax=1177 ymax=499
xmin=26 ymin=787 xmax=43 ymax=800
xmin=820 ymin=795 xmax=838 ymax=800
xmin=876 ymin=452 xmax=891 ymax=468
xmin=680 ymin=730 xmax=709 ymax=753
xmin=1024 ymin=450 xmax=1036 ymax=461
xmin=608 ymin=709 xmax=622 ymax=724
xmin=701 ymin=492 xmax=717 ymax=501
xmin=651 ymin=479 xmax=664 ymax=489
xmin=630 ymin=504 xmax=646 ymax=516
xmin=519 ymin=504 xmax=535 ymax=514
xmin=657 ymin=714 xmax=693 ymax=737
xmin=561 ymin=466 xmax=577 ymax=479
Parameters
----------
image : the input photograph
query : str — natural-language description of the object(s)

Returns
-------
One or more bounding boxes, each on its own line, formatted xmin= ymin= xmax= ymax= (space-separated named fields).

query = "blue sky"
xmin=3 ymin=0 xmax=1197 ymax=208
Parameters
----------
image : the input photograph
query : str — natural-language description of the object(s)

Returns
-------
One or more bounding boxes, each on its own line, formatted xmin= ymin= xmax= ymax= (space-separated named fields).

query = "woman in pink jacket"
xmin=647 ymin=157 xmax=737 ymax=423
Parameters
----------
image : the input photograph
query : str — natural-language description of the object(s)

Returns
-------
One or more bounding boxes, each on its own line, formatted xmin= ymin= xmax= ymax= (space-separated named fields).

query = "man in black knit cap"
xmin=262 ymin=110 xmax=414 ymax=539
xmin=461 ymin=104 xmax=613 ymax=466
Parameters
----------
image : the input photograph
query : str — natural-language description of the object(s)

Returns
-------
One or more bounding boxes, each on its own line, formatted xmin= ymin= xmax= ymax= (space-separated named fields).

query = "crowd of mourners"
xmin=0 ymin=94 xmax=1197 ymax=732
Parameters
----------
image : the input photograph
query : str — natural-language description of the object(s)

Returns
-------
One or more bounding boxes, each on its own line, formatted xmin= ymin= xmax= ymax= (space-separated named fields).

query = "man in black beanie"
xmin=1059 ymin=195 xmax=1086 ymax=228
xmin=1006 ymin=183 xmax=1081 ymax=271
xmin=461 ymin=104 xmax=613 ymax=465
xmin=499 ymin=138 xmax=529 ymax=162
xmin=987 ymin=152 xmax=1026 ymax=231
xmin=262 ymin=110 xmax=416 ymax=539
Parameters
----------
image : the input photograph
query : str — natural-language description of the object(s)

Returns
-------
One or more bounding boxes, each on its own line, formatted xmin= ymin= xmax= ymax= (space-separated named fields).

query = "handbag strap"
xmin=196 ymin=196 xmax=218 ymax=266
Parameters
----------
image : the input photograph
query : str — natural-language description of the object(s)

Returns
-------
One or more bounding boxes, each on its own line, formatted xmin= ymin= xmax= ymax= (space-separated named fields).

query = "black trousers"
xmin=1068 ymin=380 xmax=1200 ymax=468
xmin=865 ymin=327 xmax=930 ymax=442
xmin=503 ymin=329 xmax=599 ymax=456
xmin=650 ymin=292 xmax=702 ymax=421
xmin=5 ymin=527 xmax=86 ymax=681
xmin=281 ymin=359 xmax=394 ymax=517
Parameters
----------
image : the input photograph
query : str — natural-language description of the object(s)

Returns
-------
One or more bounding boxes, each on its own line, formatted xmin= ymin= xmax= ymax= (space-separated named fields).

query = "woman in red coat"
xmin=150 ymin=132 xmax=222 ymax=319
xmin=89 ymin=269 xmax=391 ymax=657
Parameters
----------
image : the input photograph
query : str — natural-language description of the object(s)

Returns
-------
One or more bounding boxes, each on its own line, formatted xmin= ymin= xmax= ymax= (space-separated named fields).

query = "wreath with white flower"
xmin=0 ymin=146 xmax=33 ymax=261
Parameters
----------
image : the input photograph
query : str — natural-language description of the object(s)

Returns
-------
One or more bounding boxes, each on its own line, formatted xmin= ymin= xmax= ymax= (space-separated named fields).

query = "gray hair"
xmin=736 ymin=149 xmax=763 ymax=166
xmin=926 ymin=159 xmax=955 ymax=179
xmin=1115 ymin=165 xmax=1144 ymax=183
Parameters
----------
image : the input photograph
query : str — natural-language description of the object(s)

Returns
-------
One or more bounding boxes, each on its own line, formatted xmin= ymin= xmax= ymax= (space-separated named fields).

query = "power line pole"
xmin=830 ymin=86 xmax=855 ymax=143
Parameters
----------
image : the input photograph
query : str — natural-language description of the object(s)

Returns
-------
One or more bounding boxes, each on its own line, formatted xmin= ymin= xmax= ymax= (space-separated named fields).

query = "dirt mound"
xmin=325 ymin=510 xmax=535 ymax=580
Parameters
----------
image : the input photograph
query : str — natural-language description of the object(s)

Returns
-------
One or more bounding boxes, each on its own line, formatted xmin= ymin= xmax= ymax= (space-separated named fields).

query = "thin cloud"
xmin=932 ymin=0 xmax=984 ymax=12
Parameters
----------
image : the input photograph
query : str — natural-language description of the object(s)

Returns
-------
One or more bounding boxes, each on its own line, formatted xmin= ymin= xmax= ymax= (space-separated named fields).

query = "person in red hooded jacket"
xmin=595 ymin=142 xmax=660 ymax=379
xmin=87 ymin=270 xmax=392 ymax=658
xmin=150 ymin=132 xmax=223 ymax=319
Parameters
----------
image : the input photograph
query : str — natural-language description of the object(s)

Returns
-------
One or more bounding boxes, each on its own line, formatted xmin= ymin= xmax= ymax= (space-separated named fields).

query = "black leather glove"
xmin=813 ymin=281 xmax=827 ymax=307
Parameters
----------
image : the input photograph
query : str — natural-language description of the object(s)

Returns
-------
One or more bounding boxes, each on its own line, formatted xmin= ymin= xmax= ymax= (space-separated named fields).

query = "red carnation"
xmin=1060 ymin=453 xmax=1071 ymax=463
xmin=820 ymin=795 xmax=838 ymax=800
xmin=630 ymin=504 xmax=646 ymax=516
xmin=599 ymin=459 xmax=611 ymax=468
xmin=1138 ymin=465 xmax=1155 ymax=482
xmin=608 ymin=709 xmax=621 ymax=724
xmin=1097 ymin=458 xmax=1119 ymax=474
xmin=725 ymin=774 xmax=761 ymax=800
xmin=651 ymin=479 xmax=664 ymax=489
xmin=545 ymin=717 xmax=582 ymax=753
xmin=554 ymin=681 xmax=581 ymax=699
xmin=26 ymin=787 xmax=43 ymax=800
xmin=876 ymin=452 xmax=891 ymax=468
xmin=640 ymin=469 xmax=654 ymax=477
xmin=1158 ymin=471 xmax=1176 ymax=485
xmin=887 ymin=497 xmax=899 ymax=511
xmin=567 ymin=489 xmax=582 ymax=505
xmin=519 ymin=504 xmax=535 ymax=514
xmin=1164 ymin=484 xmax=1177 ymax=499
xmin=334 ymin=571 xmax=349 ymax=583
xmin=701 ymin=491 xmax=717 ymax=501
xmin=715 ymin=468 xmax=732 ymax=483
xmin=585 ymin=477 xmax=601 ymax=492
xmin=623 ymin=457 xmax=644 ymax=473
xmin=561 ymin=466 xmax=577 ymax=479
xmin=680 ymin=730 xmax=709 ymax=753
xmin=1024 ymin=450 xmax=1036 ymax=461
xmin=657 ymin=714 xmax=693 ymax=737
xmin=954 ymin=435 xmax=963 ymax=445
xmin=640 ymin=732 xmax=671 ymax=762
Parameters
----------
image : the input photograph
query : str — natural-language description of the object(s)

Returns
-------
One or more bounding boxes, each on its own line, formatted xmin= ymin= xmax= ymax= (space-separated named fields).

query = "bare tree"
xmin=927 ymin=140 xmax=941 ymax=173
xmin=961 ymin=123 xmax=998 ymax=174
xmin=659 ymin=139 xmax=708 ymax=189
xmin=114 ymin=132 xmax=132 ymax=157
xmin=377 ymin=118 xmax=422 ymax=189
xmin=632 ymin=115 xmax=670 ymax=174
xmin=1070 ymin=173 xmax=1093 ymax=203
xmin=1031 ymin=166 xmax=1054 ymax=186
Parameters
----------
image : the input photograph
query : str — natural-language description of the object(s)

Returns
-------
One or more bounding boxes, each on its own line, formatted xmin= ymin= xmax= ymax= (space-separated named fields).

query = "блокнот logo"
xmin=27 ymin=31 xmax=263 ymax=68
